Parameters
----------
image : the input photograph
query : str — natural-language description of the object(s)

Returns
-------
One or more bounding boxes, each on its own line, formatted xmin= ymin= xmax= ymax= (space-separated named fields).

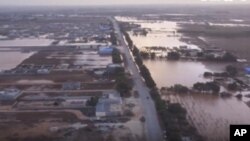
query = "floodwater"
xmin=116 ymin=16 xmax=199 ymax=50
xmin=0 ymin=51 xmax=34 ymax=70
xmin=0 ymin=38 xmax=54 ymax=47
xmin=48 ymin=51 xmax=112 ymax=69
xmin=163 ymin=93 xmax=250 ymax=141
xmin=144 ymin=60 xmax=227 ymax=87
xmin=117 ymin=16 xmax=250 ymax=141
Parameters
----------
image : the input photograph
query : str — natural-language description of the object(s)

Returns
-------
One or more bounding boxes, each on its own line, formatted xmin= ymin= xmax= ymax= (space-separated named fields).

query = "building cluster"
xmin=0 ymin=14 xmax=112 ymax=43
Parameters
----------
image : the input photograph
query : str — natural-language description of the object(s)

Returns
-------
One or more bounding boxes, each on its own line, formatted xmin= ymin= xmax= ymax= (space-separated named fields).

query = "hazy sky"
xmin=0 ymin=0 xmax=249 ymax=6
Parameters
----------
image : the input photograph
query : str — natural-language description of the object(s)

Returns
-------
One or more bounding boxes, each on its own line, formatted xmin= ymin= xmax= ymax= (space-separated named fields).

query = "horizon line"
xmin=0 ymin=2 xmax=250 ymax=7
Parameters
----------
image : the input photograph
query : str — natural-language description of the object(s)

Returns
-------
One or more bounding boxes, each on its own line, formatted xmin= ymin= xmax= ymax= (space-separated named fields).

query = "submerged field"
xmin=117 ymin=14 xmax=250 ymax=141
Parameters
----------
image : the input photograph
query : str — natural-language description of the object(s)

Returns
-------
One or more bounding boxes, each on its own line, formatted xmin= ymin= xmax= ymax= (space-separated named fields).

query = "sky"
xmin=0 ymin=0 xmax=249 ymax=6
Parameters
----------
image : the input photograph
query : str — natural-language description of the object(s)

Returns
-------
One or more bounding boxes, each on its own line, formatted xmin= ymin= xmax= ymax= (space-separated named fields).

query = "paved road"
xmin=110 ymin=17 xmax=163 ymax=141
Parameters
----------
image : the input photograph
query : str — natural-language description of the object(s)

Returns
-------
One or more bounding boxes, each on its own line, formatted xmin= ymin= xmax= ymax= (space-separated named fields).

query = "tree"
xmin=132 ymin=47 xmax=140 ymax=56
xmin=123 ymin=30 xmax=133 ymax=48
xmin=227 ymin=82 xmax=238 ymax=91
xmin=140 ymin=65 xmax=156 ymax=88
xmin=226 ymin=65 xmax=238 ymax=77
xmin=141 ymin=29 xmax=148 ymax=36
xmin=222 ymin=52 xmax=237 ymax=62
xmin=207 ymin=82 xmax=220 ymax=94
xmin=135 ymin=56 xmax=143 ymax=66
xmin=113 ymin=67 xmax=125 ymax=76
xmin=193 ymin=82 xmax=220 ymax=94
xmin=86 ymin=97 xmax=99 ymax=106
xmin=197 ymin=52 xmax=204 ymax=57
xmin=110 ymin=32 xmax=117 ymax=45
xmin=203 ymin=72 xmax=213 ymax=78
xmin=140 ymin=52 xmax=150 ymax=59
xmin=115 ymin=75 xmax=132 ymax=97
xmin=168 ymin=103 xmax=187 ymax=114
xmin=150 ymin=53 xmax=156 ymax=59
xmin=193 ymin=82 xmax=207 ymax=91
xmin=171 ymin=84 xmax=189 ymax=94
xmin=112 ymin=49 xmax=122 ymax=64
xmin=53 ymin=101 xmax=59 ymax=106
xmin=167 ymin=52 xmax=180 ymax=60
xmin=140 ymin=116 xmax=146 ymax=123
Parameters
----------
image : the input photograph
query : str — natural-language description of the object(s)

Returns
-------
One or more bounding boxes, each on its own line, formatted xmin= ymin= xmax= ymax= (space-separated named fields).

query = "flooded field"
xmin=117 ymin=16 xmax=250 ymax=141
xmin=117 ymin=16 xmax=199 ymax=50
xmin=162 ymin=94 xmax=250 ymax=141
xmin=48 ymin=51 xmax=112 ymax=69
xmin=0 ymin=51 xmax=34 ymax=70
xmin=144 ymin=60 xmax=228 ymax=87
xmin=0 ymin=38 xmax=54 ymax=47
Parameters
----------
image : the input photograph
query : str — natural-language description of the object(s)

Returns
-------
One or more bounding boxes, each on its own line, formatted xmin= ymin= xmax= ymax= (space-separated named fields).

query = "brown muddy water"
xmin=116 ymin=16 xmax=250 ymax=141
xmin=0 ymin=51 xmax=34 ymax=70
xmin=144 ymin=60 xmax=228 ymax=87
xmin=0 ymin=38 xmax=53 ymax=70
xmin=48 ymin=51 xmax=112 ymax=69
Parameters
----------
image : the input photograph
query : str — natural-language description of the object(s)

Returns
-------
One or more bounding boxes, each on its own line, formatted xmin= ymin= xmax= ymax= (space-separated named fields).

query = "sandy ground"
xmin=0 ymin=111 xmax=87 ymax=141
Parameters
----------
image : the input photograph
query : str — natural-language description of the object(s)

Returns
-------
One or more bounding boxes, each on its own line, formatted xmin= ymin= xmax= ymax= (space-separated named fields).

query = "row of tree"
xmin=109 ymin=32 xmax=132 ymax=97
xmin=204 ymin=52 xmax=237 ymax=62
xmin=193 ymin=81 xmax=220 ymax=94
xmin=204 ymin=65 xmax=238 ymax=78
xmin=112 ymin=49 xmax=123 ymax=64
xmin=163 ymin=81 xmax=223 ymax=96
xmin=110 ymin=31 xmax=117 ymax=45
xmin=111 ymin=49 xmax=132 ymax=97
